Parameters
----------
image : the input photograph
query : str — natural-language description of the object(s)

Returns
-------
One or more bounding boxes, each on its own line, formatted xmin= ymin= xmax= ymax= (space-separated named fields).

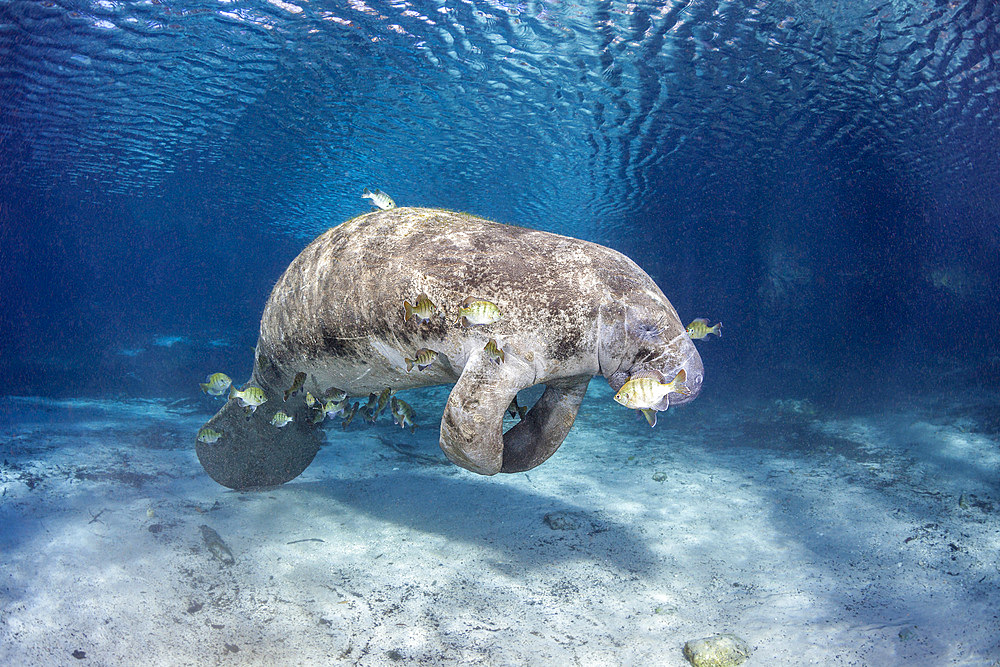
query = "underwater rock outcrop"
xmin=683 ymin=634 xmax=751 ymax=667
xmin=197 ymin=208 xmax=703 ymax=489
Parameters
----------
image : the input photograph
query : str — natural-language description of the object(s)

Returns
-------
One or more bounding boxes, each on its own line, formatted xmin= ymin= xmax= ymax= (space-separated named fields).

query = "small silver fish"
xmin=270 ymin=411 xmax=293 ymax=428
xmin=341 ymin=402 xmax=359 ymax=429
xmin=324 ymin=387 xmax=348 ymax=402
xmin=197 ymin=427 xmax=223 ymax=444
xmin=686 ymin=318 xmax=722 ymax=340
xmin=403 ymin=293 xmax=436 ymax=323
xmin=405 ymin=348 xmax=439 ymax=372
xmin=390 ymin=397 xmax=416 ymax=433
xmin=375 ymin=387 xmax=393 ymax=418
xmin=199 ymin=373 xmax=232 ymax=396
xmin=362 ymin=187 xmax=396 ymax=210
xmin=613 ymin=369 xmax=689 ymax=427
xmin=229 ymin=385 xmax=267 ymax=412
xmin=283 ymin=372 xmax=306 ymax=401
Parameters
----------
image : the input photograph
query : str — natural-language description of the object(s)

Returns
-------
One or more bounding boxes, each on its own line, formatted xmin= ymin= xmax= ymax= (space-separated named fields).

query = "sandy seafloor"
xmin=1 ymin=383 xmax=998 ymax=666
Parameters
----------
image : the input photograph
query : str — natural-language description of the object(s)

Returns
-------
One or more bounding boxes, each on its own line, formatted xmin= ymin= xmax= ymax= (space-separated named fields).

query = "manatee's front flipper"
xmin=440 ymin=351 xmax=589 ymax=475
xmin=196 ymin=395 xmax=320 ymax=490
xmin=499 ymin=376 xmax=590 ymax=473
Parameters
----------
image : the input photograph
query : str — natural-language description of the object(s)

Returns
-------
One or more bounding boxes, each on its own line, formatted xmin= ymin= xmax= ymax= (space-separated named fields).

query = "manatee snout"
xmin=669 ymin=352 xmax=704 ymax=407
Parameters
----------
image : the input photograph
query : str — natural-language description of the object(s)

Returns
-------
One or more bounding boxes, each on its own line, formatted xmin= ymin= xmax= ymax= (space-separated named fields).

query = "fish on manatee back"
xmin=362 ymin=187 xmax=396 ymax=210
xmin=484 ymin=338 xmax=505 ymax=365
xmin=304 ymin=392 xmax=317 ymax=408
xmin=456 ymin=297 xmax=502 ymax=327
xmin=197 ymin=427 xmax=223 ymax=444
xmin=613 ymin=369 xmax=690 ymax=427
xmin=229 ymin=385 xmax=267 ymax=413
xmin=270 ymin=411 xmax=293 ymax=428
xmin=283 ymin=372 xmax=306 ymax=401
xmin=405 ymin=348 xmax=439 ymax=373
xmin=686 ymin=318 xmax=722 ymax=339
xmin=403 ymin=293 xmax=436 ymax=323
xmin=200 ymin=373 xmax=232 ymax=396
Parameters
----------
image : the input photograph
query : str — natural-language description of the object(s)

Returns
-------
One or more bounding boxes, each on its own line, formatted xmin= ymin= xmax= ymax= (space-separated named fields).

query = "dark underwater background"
xmin=1 ymin=0 xmax=998 ymax=412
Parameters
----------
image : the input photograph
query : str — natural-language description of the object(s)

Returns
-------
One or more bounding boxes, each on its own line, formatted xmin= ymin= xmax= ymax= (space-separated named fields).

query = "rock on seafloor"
xmin=682 ymin=633 xmax=751 ymax=667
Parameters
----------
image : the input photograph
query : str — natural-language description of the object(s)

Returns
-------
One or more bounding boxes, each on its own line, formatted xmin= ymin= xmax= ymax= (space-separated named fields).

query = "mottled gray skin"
xmin=197 ymin=208 xmax=703 ymax=490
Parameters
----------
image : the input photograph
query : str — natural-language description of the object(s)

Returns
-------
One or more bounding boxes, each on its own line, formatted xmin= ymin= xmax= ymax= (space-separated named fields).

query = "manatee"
xmin=196 ymin=208 xmax=703 ymax=489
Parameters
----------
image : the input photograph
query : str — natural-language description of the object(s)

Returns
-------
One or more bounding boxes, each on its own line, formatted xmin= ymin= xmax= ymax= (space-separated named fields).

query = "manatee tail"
xmin=196 ymin=390 xmax=320 ymax=490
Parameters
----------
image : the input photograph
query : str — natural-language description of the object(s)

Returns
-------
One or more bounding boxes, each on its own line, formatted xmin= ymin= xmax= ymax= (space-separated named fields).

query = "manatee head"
xmin=598 ymin=285 xmax=704 ymax=409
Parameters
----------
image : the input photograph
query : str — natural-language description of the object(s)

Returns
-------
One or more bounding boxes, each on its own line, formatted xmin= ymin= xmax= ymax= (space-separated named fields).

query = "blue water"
xmin=3 ymin=0 xmax=998 ymax=404
xmin=1 ymin=0 xmax=999 ymax=663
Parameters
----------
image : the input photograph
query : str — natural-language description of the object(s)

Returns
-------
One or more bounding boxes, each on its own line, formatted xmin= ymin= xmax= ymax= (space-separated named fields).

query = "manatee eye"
xmin=633 ymin=321 xmax=662 ymax=343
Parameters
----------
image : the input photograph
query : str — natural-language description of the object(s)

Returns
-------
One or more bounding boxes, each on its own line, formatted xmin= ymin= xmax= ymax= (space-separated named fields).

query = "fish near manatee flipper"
xmin=196 ymin=208 xmax=704 ymax=489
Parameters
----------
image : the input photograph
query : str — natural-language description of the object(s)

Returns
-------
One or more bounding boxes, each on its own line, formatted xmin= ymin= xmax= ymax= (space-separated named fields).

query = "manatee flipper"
xmin=440 ymin=350 xmax=534 ymax=475
xmin=499 ymin=376 xmax=590 ymax=473
xmin=196 ymin=395 xmax=320 ymax=490
xmin=440 ymin=351 xmax=589 ymax=475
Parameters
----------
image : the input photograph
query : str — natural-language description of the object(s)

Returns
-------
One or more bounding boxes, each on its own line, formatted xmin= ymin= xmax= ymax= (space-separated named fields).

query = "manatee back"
xmin=255 ymin=208 xmax=663 ymax=394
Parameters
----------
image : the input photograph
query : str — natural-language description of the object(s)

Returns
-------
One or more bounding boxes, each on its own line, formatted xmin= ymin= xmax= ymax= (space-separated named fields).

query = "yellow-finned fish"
xmin=390 ymin=397 xmax=416 ymax=433
xmin=324 ymin=387 xmax=348 ymax=402
xmin=311 ymin=396 xmax=346 ymax=424
xmin=362 ymin=392 xmax=379 ymax=422
xmin=405 ymin=348 xmax=439 ymax=372
xmin=456 ymin=297 xmax=501 ymax=327
xmin=283 ymin=372 xmax=306 ymax=401
xmin=270 ymin=411 xmax=293 ymax=428
xmin=362 ymin=187 xmax=396 ymax=210
xmin=484 ymin=338 xmax=505 ymax=365
xmin=229 ymin=385 xmax=268 ymax=412
xmin=199 ymin=373 xmax=232 ymax=396
xmin=686 ymin=318 xmax=722 ymax=339
xmin=507 ymin=397 xmax=527 ymax=420
xmin=304 ymin=392 xmax=317 ymax=408
xmin=376 ymin=387 xmax=393 ymax=418
xmin=403 ymin=293 xmax=436 ymax=323
xmin=318 ymin=397 xmax=349 ymax=421
xmin=613 ymin=369 xmax=690 ymax=427
xmin=341 ymin=402 xmax=359 ymax=429
xmin=197 ymin=427 xmax=223 ymax=444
